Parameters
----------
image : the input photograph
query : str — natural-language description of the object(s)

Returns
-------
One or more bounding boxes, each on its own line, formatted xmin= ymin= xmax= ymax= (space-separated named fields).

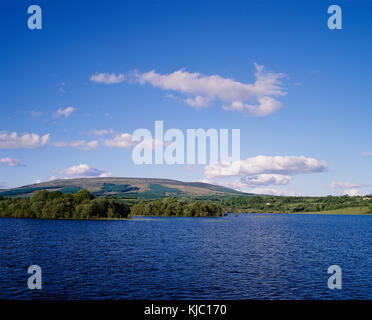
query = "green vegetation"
xmin=99 ymin=183 xmax=139 ymax=193
xmin=0 ymin=178 xmax=245 ymax=198
xmin=0 ymin=190 xmax=224 ymax=219
xmin=0 ymin=190 xmax=131 ymax=219
xmin=220 ymin=195 xmax=372 ymax=214
xmin=1 ymin=179 xmax=372 ymax=218
xmin=304 ymin=206 xmax=371 ymax=215
xmin=0 ymin=185 xmax=62 ymax=197
xmin=59 ymin=186 xmax=83 ymax=194
xmin=131 ymin=197 xmax=224 ymax=217
xmin=126 ymin=184 xmax=184 ymax=198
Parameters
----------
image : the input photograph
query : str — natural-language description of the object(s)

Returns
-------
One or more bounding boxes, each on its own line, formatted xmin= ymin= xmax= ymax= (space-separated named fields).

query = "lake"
xmin=0 ymin=214 xmax=371 ymax=299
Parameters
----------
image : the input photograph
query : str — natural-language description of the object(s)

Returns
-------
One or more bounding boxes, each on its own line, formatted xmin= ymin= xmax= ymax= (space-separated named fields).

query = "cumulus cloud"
xmin=59 ymin=164 xmax=111 ymax=179
xmin=222 ymin=96 xmax=283 ymax=117
xmin=331 ymin=181 xmax=370 ymax=196
xmin=53 ymin=106 xmax=75 ymax=118
xmin=90 ymin=73 xmax=124 ymax=84
xmin=331 ymin=181 xmax=368 ymax=189
xmin=204 ymin=174 xmax=291 ymax=190
xmin=241 ymin=174 xmax=291 ymax=186
xmin=343 ymin=189 xmax=362 ymax=197
xmin=0 ymin=132 xmax=50 ymax=149
xmin=203 ymin=155 xmax=326 ymax=194
xmin=0 ymin=157 xmax=22 ymax=167
xmin=209 ymin=177 xmax=296 ymax=196
xmin=104 ymin=133 xmax=135 ymax=148
xmin=250 ymin=188 xmax=298 ymax=196
xmin=210 ymin=174 xmax=291 ymax=192
xmin=185 ymin=96 xmax=211 ymax=107
xmin=103 ymin=133 xmax=165 ymax=150
xmin=134 ymin=63 xmax=286 ymax=116
xmin=204 ymin=155 xmax=327 ymax=179
xmin=53 ymin=140 xmax=99 ymax=151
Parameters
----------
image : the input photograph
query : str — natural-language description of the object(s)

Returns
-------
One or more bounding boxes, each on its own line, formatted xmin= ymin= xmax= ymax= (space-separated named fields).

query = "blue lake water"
xmin=0 ymin=214 xmax=371 ymax=299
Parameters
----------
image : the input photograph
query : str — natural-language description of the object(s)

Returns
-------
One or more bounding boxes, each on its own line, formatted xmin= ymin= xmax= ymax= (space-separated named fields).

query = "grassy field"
xmin=232 ymin=206 xmax=372 ymax=215
xmin=304 ymin=206 xmax=372 ymax=215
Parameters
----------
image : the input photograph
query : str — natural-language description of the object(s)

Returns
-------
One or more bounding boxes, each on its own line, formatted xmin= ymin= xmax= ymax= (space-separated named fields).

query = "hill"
xmin=0 ymin=177 xmax=247 ymax=199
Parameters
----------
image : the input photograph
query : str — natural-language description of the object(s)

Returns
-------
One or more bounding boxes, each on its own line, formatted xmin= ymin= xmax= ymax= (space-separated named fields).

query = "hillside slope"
xmin=0 ymin=177 xmax=246 ymax=199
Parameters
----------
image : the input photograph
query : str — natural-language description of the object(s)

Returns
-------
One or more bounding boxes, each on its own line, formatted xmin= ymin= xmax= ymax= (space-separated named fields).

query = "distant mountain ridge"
xmin=0 ymin=177 xmax=247 ymax=198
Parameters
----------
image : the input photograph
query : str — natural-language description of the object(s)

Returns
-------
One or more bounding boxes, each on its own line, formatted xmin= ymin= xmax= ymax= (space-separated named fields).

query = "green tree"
xmin=74 ymin=189 xmax=95 ymax=204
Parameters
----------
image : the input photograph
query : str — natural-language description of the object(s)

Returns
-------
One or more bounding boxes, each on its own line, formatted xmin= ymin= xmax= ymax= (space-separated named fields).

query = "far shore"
xmin=2 ymin=207 xmax=372 ymax=221
xmin=232 ymin=206 xmax=372 ymax=216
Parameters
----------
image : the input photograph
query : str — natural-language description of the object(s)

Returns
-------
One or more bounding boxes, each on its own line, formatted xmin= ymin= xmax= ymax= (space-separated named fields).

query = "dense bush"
xmin=0 ymin=190 xmax=130 ymax=219
xmin=131 ymin=197 xmax=224 ymax=217
xmin=0 ymin=191 xmax=224 ymax=219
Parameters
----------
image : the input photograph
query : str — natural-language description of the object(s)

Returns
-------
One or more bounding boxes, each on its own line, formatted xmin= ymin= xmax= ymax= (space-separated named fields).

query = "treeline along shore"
xmin=0 ymin=190 xmax=224 ymax=219
xmin=219 ymin=194 xmax=372 ymax=214
xmin=1 ymin=189 xmax=372 ymax=220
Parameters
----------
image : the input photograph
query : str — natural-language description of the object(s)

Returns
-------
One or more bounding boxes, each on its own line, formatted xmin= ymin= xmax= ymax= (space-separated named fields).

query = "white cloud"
xmin=185 ymin=96 xmax=211 ymax=107
xmin=53 ymin=106 xmax=76 ymax=118
xmin=90 ymin=73 xmax=124 ymax=84
xmin=104 ymin=133 xmax=168 ymax=150
xmin=134 ymin=63 xmax=286 ymax=116
xmin=207 ymin=179 xmax=249 ymax=192
xmin=250 ymin=188 xmax=298 ymax=196
xmin=222 ymin=96 xmax=282 ymax=117
xmin=344 ymin=189 xmax=362 ymax=197
xmin=331 ymin=181 xmax=368 ymax=189
xmin=104 ymin=133 xmax=135 ymax=148
xmin=0 ymin=132 xmax=50 ymax=149
xmin=203 ymin=174 xmax=291 ymax=191
xmin=0 ymin=157 xmax=22 ymax=167
xmin=35 ymin=177 xmax=55 ymax=184
xmin=59 ymin=164 xmax=111 ymax=179
xmin=204 ymin=155 xmax=327 ymax=179
xmin=53 ymin=140 xmax=99 ymax=151
xmin=241 ymin=174 xmax=291 ymax=186
xmin=203 ymin=155 xmax=326 ymax=194
xmin=209 ymin=177 xmax=296 ymax=196
xmin=331 ymin=181 xmax=370 ymax=196
xmin=89 ymin=129 xmax=114 ymax=136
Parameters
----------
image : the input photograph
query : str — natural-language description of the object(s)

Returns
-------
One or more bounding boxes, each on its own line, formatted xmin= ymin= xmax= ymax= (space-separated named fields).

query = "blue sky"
xmin=1 ymin=0 xmax=372 ymax=196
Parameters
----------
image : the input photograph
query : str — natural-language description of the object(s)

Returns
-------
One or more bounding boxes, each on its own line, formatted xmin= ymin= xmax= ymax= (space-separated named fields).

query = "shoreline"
xmin=230 ymin=210 xmax=372 ymax=216
xmin=1 ymin=210 xmax=372 ymax=221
